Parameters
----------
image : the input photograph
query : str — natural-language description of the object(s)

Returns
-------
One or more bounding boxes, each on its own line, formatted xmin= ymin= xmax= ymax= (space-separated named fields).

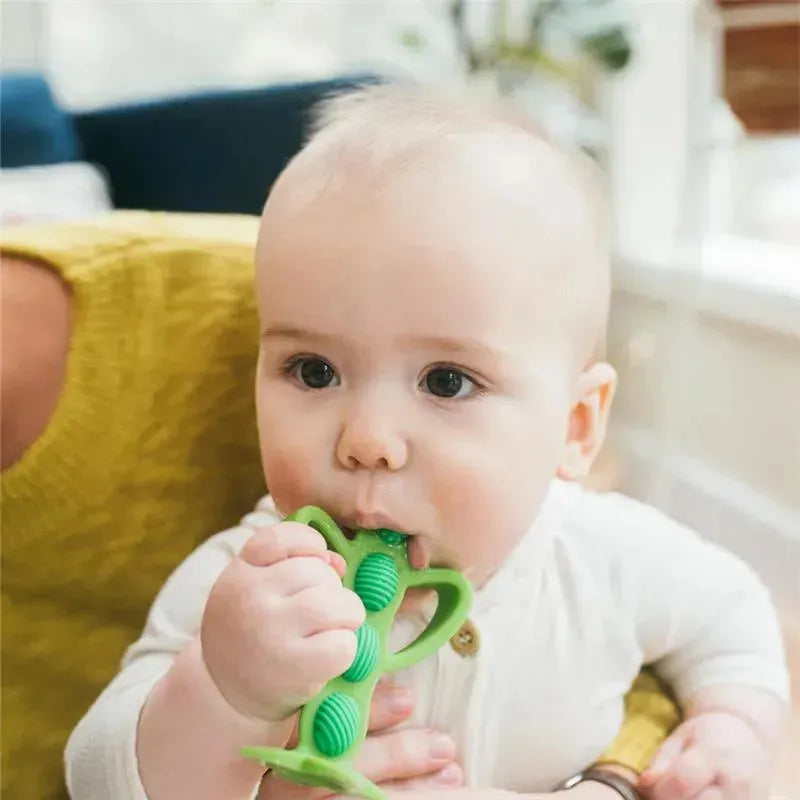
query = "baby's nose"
xmin=336 ymin=412 xmax=408 ymax=471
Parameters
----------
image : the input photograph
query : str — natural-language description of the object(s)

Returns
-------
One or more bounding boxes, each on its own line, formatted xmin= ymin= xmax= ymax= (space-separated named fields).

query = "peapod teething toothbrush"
xmin=242 ymin=505 xmax=472 ymax=800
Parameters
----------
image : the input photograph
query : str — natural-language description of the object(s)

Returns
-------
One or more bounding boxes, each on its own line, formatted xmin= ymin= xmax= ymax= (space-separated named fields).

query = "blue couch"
xmin=1 ymin=73 xmax=375 ymax=215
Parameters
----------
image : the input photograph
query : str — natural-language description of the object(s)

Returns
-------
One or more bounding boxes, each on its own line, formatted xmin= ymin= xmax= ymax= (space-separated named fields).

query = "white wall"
xmin=1 ymin=1 xmax=44 ymax=71
xmin=31 ymin=1 xmax=468 ymax=110
xmin=607 ymin=267 xmax=800 ymax=610
xmin=599 ymin=0 xmax=799 ymax=615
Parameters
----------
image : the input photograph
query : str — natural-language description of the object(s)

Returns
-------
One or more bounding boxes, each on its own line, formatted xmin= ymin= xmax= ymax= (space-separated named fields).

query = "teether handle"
xmin=384 ymin=568 xmax=472 ymax=672
xmin=287 ymin=506 xmax=352 ymax=559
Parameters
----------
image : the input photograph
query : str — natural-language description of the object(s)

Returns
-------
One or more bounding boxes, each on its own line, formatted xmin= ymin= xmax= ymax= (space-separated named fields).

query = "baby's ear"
xmin=557 ymin=361 xmax=617 ymax=481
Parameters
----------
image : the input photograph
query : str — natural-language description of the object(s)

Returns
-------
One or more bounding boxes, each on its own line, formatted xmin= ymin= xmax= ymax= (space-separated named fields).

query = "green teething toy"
xmin=242 ymin=506 xmax=473 ymax=800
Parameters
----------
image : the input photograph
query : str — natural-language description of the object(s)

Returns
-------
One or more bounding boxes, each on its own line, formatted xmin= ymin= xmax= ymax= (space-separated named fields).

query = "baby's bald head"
xmin=258 ymin=83 xmax=610 ymax=370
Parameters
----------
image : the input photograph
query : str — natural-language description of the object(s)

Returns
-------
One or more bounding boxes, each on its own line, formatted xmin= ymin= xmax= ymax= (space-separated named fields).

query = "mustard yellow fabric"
xmin=1 ymin=213 xmax=266 ymax=798
xmin=598 ymin=670 xmax=681 ymax=772
xmin=1 ymin=212 xmax=677 ymax=799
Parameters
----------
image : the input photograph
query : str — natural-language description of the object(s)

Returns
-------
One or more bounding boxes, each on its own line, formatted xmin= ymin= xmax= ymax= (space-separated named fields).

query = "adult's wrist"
xmin=554 ymin=783 xmax=632 ymax=800
xmin=555 ymin=766 xmax=641 ymax=800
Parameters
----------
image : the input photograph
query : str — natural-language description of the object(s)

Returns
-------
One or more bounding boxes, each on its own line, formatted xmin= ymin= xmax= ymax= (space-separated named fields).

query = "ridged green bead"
xmin=354 ymin=553 xmax=398 ymax=612
xmin=342 ymin=623 xmax=379 ymax=683
xmin=312 ymin=693 xmax=360 ymax=757
xmin=376 ymin=529 xmax=407 ymax=546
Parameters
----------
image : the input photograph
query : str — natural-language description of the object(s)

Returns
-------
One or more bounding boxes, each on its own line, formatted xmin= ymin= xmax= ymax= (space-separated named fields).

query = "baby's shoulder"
xmin=535 ymin=483 xmax=718 ymax=617
xmin=551 ymin=480 xmax=704 ymax=568
xmin=545 ymin=482 xmax=765 ymax=610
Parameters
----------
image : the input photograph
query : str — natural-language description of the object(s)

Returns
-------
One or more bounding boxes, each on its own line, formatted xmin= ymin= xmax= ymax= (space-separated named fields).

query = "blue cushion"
xmin=73 ymin=75 xmax=378 ymax=215
xmin=0 ymin=73 xmax=81 ymax=167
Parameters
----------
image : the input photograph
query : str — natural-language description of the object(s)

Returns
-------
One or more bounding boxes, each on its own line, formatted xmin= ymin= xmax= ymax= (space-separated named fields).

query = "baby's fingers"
xmin=353 ymin=727 xmax=457 ymax=785
xmin=367 ymin=681 xmax=414 ymax=732
xmin=381 ymin=762 xmax=463 ymax=790
xmin=261 ymin=724 xmax=454 ymax=800
xmin=285 ymin=681 xmax=414 ymax=742
xmin=641 ymin=727 xmax=689 ymax=787
xmin=290 ymin=584 xmax=365 ymax=635
xmin=690 ymin=791 xmax=724 ymax=800
xmin=645 ymin=747 xmax=716 ymax=800
xmin=241 ymin=522 xmax=342 ymax=573
xmin=256 ymin=772 xmax=331 ymax=800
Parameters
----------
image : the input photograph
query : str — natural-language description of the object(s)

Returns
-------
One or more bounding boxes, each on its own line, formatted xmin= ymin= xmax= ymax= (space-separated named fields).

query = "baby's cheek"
xmin=432 ymin=460 xmax=508 ymax=577
xmin=432 ymin=446 xmax=546 ymax=583
xmin=260 ymin=443 xmax=316 ymax=514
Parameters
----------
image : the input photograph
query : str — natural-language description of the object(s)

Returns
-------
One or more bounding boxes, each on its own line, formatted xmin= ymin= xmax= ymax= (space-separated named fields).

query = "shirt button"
xmin=450 ymin=619 xmax=480 ymax=656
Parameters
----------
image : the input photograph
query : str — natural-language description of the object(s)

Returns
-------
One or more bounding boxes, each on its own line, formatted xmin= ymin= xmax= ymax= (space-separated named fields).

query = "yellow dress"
xmin=1 ymin=213 xmax=677 ymax=799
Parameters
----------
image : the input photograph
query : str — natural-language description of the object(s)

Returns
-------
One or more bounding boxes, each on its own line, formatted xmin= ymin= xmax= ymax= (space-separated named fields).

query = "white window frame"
xmin=603 ymin=0 xmax=800 ymax=339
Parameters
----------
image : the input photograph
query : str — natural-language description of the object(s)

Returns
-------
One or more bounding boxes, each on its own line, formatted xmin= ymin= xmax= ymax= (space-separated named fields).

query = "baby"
xmin=66 ymin=86 xmax=788 ymax=800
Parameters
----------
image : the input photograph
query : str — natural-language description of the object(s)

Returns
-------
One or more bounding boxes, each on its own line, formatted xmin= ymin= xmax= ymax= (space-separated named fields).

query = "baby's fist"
xmin=641 ymin=712 xmax=770 ymax=800
xmin=201 ymin=522 xmax=365 ymax=722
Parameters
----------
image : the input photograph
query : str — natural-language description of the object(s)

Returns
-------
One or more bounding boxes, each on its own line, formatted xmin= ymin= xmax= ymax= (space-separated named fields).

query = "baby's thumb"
xmin=324 ymin=550 xmax=347 ymax=577
xmin=640 ymin=728 xmax=688 ymax=786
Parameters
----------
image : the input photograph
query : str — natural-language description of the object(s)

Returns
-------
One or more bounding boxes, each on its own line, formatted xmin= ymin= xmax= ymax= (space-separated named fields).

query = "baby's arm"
xmin=640 ymin=684 xmax=785 ymax=799
xmin=65 ymin=511 xmax=362 ymax=800
xmin=614 ymin=498 xmax=790 ymax=799
xmin=136 ymin=637 xmax=295 ymax=799
xmin=65 ymin=523 xmax=276 ymax=799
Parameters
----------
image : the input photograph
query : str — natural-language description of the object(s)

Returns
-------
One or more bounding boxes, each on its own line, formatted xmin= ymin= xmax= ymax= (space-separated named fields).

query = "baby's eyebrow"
xmin=260 ymin=325 xmax=335 ymax=343
xmin=401 ymin=335 xmax=507 ymax=362
xmin=261 ymin=327 xmax=510 ymax=363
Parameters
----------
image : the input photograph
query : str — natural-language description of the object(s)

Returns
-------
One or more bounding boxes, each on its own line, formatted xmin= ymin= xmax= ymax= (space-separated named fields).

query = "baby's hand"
xmin=640 ymin=711 xmax=770 ymax=800
xmin=259 ymin=681 xmax=463 ymax=799
xmin=201 ymin=522 xmax=365 ymax=722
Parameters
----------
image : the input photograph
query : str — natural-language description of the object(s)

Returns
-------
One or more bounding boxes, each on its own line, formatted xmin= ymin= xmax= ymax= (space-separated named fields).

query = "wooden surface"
xmin=717 ymin=0 xmax=797 ymax=6
xmin=724 ymin=22 xmax=800 ymax=131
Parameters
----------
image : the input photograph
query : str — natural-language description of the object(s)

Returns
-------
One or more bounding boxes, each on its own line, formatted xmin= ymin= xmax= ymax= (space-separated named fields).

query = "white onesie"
xmin=65 ymin=479 xmax=789 ymax=798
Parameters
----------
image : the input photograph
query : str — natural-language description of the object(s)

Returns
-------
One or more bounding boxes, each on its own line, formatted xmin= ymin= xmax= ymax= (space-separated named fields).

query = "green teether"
xmin=242 ymin=506 xmax=473 ymax=800
xmin=354 ymin=553 xmax=398 ymax=611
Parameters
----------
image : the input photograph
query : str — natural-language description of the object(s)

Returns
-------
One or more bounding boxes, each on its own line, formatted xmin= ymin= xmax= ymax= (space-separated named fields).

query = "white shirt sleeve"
xmin=585 ymin=490 xmax=790 ymax=707
xmin=64 ymin=501 xmax=280 ymax=799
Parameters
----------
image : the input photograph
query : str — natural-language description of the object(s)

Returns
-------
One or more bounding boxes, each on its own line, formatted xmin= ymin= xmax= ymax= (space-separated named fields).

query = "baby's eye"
xmin=421 ymin=367 xmax=479 ymax=399
xmin=287 ymin=357 xmax=340 ymax=389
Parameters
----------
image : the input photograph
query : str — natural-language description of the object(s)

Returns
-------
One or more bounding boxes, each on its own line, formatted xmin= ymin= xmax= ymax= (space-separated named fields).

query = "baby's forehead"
xmin=286 ymin=105 xmax=596 ymax=218
xmin=259 ymin=86 xmax=610 ymax=366
xmin=271 ymin=138 xmax=600 ymax=290
xmin=416 ymin=135 xmax=597 ymax=240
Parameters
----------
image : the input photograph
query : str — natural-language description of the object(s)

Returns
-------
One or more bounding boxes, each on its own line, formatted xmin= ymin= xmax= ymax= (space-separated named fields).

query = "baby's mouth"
xmin=339 ymin=524 xmax=431 ymax=570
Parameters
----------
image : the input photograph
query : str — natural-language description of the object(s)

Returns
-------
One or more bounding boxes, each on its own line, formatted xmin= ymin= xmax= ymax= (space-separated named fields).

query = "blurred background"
xmin=2 ymin=0 xmax=798 ymax=796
